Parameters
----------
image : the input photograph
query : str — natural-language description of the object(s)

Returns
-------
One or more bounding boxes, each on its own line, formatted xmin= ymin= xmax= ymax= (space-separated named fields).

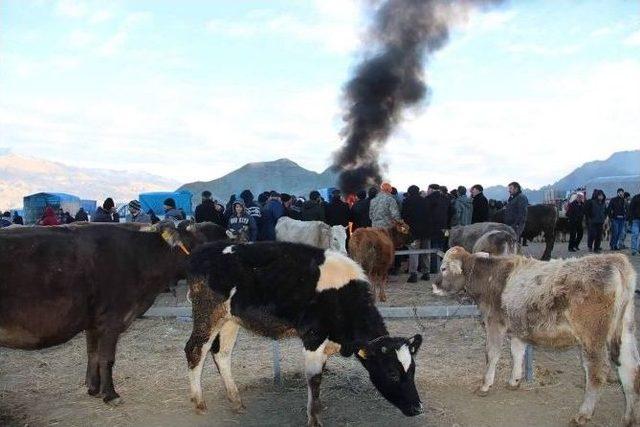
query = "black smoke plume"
xmin=333 ymin=0 xmax=501 ymax=193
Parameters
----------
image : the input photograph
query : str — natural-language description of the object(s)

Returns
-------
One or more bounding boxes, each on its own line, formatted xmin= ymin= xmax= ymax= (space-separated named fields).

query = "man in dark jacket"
xmin=301 ymin=190 xmax=326 ymax=222
xmin=470 ymin=184 xmax=489 ymax=223
xmin=261 ymin=191 xmax=284 ymax=240
xmin=163 ymin=198 xmax=184 ymax=222
xmin=629 ymin=192 xmax=640 ymax=256
xmin=585 ymin=189 xmax=606 ymax=253
xmin=12 ymin=211 xmax=23 ymax=225
xmin=401 ymin=185 xmax=430 ymax=282
xmin=504 ymin=182 xmax=528 ymax=239
xmin=350 ymin=190 xmax=371 ymax=230
xmin=566 ymin=192 xmax=585 ymax=252
xmin=74 ymin=208 xmax=89 ymax=222
xmin=281 ymin=193 xmax=302 ymax=220
xmin=607 ymin=188 xmax=627 ymax=250
xmin=424 ymin=184 xmax=449 ymax=274
xmin=91 ymin=198 xmax=119 ymax=223
xmin=325 ymin=190 xmax=350 ymax=227
xmin=195 ymin=190 xmax=224 ymax=226
xmin=238 ymin=190 xmax=263 ymax=232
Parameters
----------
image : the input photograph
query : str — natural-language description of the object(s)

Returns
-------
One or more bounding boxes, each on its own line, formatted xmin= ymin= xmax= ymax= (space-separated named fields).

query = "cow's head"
xmin=432 ymin=246 xmax=473 ymax=296
xmin=144 ymin=220 xmax=228 ymax=254
xmin=355 ymin=335 xmax=423 ymax=417
xmin=329 ymin=225 xmax=348 ymax=254
xmin=390 ymin=219 xmax=411 ymax=248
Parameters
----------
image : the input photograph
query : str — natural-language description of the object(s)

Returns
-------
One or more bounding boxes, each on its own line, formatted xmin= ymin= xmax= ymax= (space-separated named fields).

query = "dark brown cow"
xmin=433 ymin=247 xmax=639 ymax=426
xmin=494 ymin=204 xmax=558 ymax=260
xmin=348 ymin=220 xmax=410 ymax=302
xmin=0 ymin=221 xmax=225 ymax=404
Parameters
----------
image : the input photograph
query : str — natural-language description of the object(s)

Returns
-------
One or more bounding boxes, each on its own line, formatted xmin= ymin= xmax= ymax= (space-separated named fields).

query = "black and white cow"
xmin=184 ymin=241 xmax=423 ymax=426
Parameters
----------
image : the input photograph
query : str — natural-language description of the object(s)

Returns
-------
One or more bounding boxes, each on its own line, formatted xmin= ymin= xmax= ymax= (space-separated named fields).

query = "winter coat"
xmin=300 ymin=200 xmax=326 ymax=222
xmin=261 ymin=199 xmax=284 ymax=241
xmin=504 ymin=192 xmax=528 ymax=235
xmin=629 ymin=194 xmax=640 ymax=221
xmin=369 ymin=192 xmax=400 ymax=228
xmin=325 ymin=198 xmax=350 ymax=227
xmin=164 ymin=208 xmax=184 ymax=222
xmin=91 ymin=207 xmax=118 ymax=223
xmin=566 ymin=200 xmax=585 ymax=223
xmin=227 ymin=213 xmax=257 ymax=242
xmin=40 ymin=207 xmax=60 ymax=226
xmin=285 ymin=205 xmax=302 ymax=221
xmin=350 ymin=198 xmax=371 ymax=230
xmin=452 ymin=195 xmax=473 ymax=227
xmin=195 ymin=199 xmax=225 ymax=225
xmin=471 ymin=193 xmax=489 ymax=223
xmin=607 ymin=196 xmax=627 ymax=219
xmin=75 ymin=209 xmax=89 ymax=222
xmin=401 ymin=193 xmax=429 ymax=239
xmin=424 ymin=192 xmax=449 ymax=239
xmin=126 ymin=212 xmax=152 ymax=224
xmin=585 ymin=199 xmax=606 ymax=224
xmin=1 ymin=218 xmax=12 ymax=227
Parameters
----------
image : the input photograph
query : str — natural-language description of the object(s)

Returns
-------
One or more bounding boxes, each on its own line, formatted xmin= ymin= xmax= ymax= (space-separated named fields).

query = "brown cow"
xmin=0 ymin=221 xmax=225 ymax=405
xmin=433 ymin=247 xmax=639 ymax=426
xmin=349 ymin=220 xmax=410 ymax=302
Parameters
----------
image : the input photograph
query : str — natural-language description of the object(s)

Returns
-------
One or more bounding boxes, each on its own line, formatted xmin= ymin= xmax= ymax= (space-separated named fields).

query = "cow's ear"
xmin=449 ymin=259 xmax=463 ymax=275
xmin=408 ymin=334 xmax=422 ymax=354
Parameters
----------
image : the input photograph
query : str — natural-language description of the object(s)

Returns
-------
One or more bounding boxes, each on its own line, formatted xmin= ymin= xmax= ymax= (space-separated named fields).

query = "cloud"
xmin=97 ymin=12 xmax=152 ymax=57
xmin=55 ymin=0 xmax=88 ymax=19
xmin=503 ymin=42 xmax=583 ymax=56
xmin=624 ymin=30 xmax=640 ymax=46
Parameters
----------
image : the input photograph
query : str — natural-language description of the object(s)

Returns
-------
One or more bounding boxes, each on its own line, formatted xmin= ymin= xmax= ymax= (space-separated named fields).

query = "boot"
xmin=407 ymin=273 xmax=418 ymax=283
xmin=420 ymin=273 xmax=431 ymax=281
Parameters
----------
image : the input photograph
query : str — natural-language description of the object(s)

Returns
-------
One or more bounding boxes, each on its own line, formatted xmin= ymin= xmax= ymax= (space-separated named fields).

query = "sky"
xmin=1 ymin=0 xmax=639 ymax=190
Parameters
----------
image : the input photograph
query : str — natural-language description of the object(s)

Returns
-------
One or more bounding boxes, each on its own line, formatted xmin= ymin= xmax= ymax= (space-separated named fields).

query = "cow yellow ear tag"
xmin=161 ymin=230 xmax=173 ymax=243
xmin=357 ymin=349 xmax=367 ymax=359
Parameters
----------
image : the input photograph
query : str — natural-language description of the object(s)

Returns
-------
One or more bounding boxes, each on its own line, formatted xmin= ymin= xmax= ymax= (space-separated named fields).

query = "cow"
xmin=275 ymin=216 xmax=347 ymax=253
xmin=0 ymin=221 xmax=225 ymax=405
xmin=432 ymin=247 xmax=639 ymax=426
xmin=184 ymin=241 xmax=424 ymax=426
xmin=494 ymin=204 xmax=558 ymax=260
xmin=348 ymin=220 xmax=411 ymax=302
xmin=555 ymin=216 xmax=570 ymax=242
xmin=448 ymin=222 xmax=518 ymax=255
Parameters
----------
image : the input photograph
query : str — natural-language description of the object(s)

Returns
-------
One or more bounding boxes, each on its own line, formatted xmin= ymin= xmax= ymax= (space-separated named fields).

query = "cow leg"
xmin=617 ymin=329 xmax=640 ymax=426
xmin=304 ymin=341 xmax=328 ymax=427
xmin=211 ymin=321 xmax=244 ymax=412
xmin=541 ymin=231 xmax=553 ymax=261
xmin=477 ymin=319 xmax=506 ymax=396
xmin=97 ymin=331 xmax=121 ymax=405
xmin=379 ymin=275 xmax=388 ymax=302
xmin=573 ymin=346 xmax=606 ymax=425
xmin=507 ymin=336 xmax=527 ymax=390
xmin=85 ymin=329 xmax=101 ymax=397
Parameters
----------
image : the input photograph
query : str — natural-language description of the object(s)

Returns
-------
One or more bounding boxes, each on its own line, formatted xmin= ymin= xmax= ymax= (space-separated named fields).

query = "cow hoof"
xmin=104 ymin=396 xmax=123 ymax=407
xmin=230 ymin=401 xmax=246 ymax=413
xmin=87 ymin=387 xmax=101 ymax=397
xmin=506 ymin=381 xmax=521 ymax=391
xmin=570 ymin=414 xmax=590 ymax=426
xmin=474 ymin=386 xmax=490 ymax=397
xmin=195 ymin=402 xmax=208 ymax=414
xmin=308 ymin=417 xmax=323 ymax=427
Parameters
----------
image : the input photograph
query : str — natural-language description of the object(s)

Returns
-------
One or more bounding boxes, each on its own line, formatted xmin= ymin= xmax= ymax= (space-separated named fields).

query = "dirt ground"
xmin=1 ymin=243 xmax=640 ymax=427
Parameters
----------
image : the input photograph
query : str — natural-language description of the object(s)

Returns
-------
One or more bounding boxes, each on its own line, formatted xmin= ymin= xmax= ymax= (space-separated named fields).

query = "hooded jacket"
xmin=227 ymin=201 xmax=257 ymax=241
xmin=40 ymin=207 xmax=60 ymax=226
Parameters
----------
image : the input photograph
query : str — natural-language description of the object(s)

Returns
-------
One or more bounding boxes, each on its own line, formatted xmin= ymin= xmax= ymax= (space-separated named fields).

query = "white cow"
xmin=276 ymin=217 xmax=347 ymax=254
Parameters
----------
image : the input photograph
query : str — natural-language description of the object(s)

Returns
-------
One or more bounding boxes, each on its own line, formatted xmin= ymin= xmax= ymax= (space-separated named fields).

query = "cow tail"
xmin=609 ymin=259 xmax=636 ymax=367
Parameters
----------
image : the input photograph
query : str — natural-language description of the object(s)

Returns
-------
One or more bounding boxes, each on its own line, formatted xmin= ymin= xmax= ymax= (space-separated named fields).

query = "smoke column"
xmin=333 ymin=0 xmax=501 ymax=193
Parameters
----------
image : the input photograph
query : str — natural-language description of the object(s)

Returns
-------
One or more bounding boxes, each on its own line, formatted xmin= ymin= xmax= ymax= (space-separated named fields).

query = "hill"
xmin=0 ymin=152 xmax=179 ymax=210
xmin=178 ymin=158 xmax=338 ymax=201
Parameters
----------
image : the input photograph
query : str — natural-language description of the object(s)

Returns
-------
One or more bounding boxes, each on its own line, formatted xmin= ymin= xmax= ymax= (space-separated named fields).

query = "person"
xmin=74 ymin=208 xmax=89 ymax=222
xmin=566 ymin=192 xmax=585 ymax=252
xmin=504 ymin=182 xmax=528 ymax=239
xmin=63 ymin=211 xmax=75 ymax=224
xmin=12 ymin=211 xmax=23 ymax=225
xmin=585 ymin=189 xmax=606 ymax=253
xmin=261 ymin=191 xmax=284 ymax=241
xmin=148 ymin=209 xmax=160 ymax=224
xmin=163 ymin=198 xmax=184 ymax=222
xmin=38 ymin=206 xmax=60 ymax=226
xmin=1 ymin=211 xmax=12 ymax=227
xmin=301 ymin=190 xmax=326 ymax=222
xmin=424 ymin=184 xmax=449 ymax=274
xmin=401 ymin=185 xmax=430 ymax=283
xmin=369 ymin=182 xmax=400 ymax=228
xmin=224 ymin=194 xmax=237 ymax=223
xmin=227 ymin=199 xmax=257 ymax=242
xmin=470 ymin=184 xmax=489 ymax=223
xmin=195 ymin=191 xmax=224 ymax=226
xmin=619 ymin=191 xmax=631 ymax=249
xmin=325 ymin=189 xmax=350 ymax=227
xmin=56 ymin=208 xmax=65 ymax=225
xmin=91 ymin=198 xmax=119 ymax=223
xmin=126 ymin=200 xmax=151 ymax=224
xmin=607 ymin=188 xmax=627 ymax=250
xmin=629 ymin=191 xmax=640 ymax=256
xmin=281 ymin=193 xmax=302 ymax=220
xmin=451 ymin=185 xmax=472 ymax=227
xmin=239 ymin=189 xmax=263 ymax=232
xmin=350 ymin=190 xmax=371 ymax=231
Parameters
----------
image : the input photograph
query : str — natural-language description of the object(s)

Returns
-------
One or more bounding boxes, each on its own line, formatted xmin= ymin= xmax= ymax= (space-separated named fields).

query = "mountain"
xmin=0 ymin=152 xmax=180 ymax=210
xmin=178 ymin=158 xmax=338 ymax=201
xmin=483 ymin=150 xmax=640 ymax=203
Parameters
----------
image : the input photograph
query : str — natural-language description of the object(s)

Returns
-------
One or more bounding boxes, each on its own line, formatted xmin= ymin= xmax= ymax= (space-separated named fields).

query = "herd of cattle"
xmin=0 ymin=210 xmax=639 ymax=426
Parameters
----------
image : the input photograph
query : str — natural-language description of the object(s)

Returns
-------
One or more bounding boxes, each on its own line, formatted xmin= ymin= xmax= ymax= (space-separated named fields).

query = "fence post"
xmin=524 ymin=345 xmax=534 ymax=382
xmin=272 ymin=340 xmax=282 ymax=386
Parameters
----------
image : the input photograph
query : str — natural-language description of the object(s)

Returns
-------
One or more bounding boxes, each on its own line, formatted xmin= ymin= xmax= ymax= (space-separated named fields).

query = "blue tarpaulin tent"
xmin=23 ymin=192 xmax=81 ymax=224
xmin=138 ymin=191 xmax=193 ymax=216
xmin=80 ymin=199 xmax=97 ymax=215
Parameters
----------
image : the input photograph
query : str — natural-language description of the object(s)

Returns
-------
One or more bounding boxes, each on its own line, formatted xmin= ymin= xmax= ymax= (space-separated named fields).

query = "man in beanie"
xmin=195 ymin=190 xmax=224 ymax=226
xmin=369 ymin=182 xmax=400 ymax=228
xmin=91 ymin=197 xmax=119 ymax=222
xmin=126 ymin=200 xmax=151 ymax=224
xmin=163 ymin=198 xmax=184 ymax=222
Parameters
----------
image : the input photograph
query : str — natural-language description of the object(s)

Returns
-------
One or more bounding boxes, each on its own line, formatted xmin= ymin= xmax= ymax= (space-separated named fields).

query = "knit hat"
xmin=163 ymin=198 xmax=176 ymax=208
xmin=128 ymin=200 xmax=141 ymax=211
xmin=202 ymin=191 xmax=212 ymax=198
xmin=380 ymin=182 xmax=393 ymax=193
